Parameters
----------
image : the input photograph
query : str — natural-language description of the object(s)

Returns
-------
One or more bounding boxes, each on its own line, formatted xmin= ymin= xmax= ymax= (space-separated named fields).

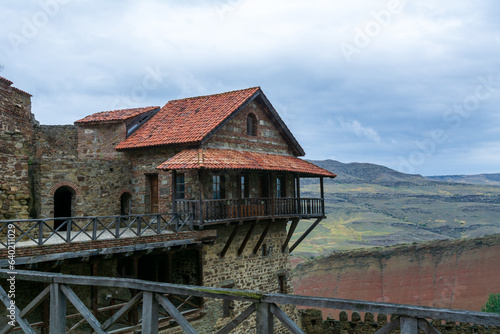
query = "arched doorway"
xmin=54 ymin=186 xmax=74 ymax=230
xmin=120 ymin=192 xmax=132 ymax=216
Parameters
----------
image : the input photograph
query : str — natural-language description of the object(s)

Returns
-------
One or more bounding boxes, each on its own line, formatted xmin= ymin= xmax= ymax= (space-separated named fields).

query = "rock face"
xmin=292 ymin=234 xmax=500 ymax=318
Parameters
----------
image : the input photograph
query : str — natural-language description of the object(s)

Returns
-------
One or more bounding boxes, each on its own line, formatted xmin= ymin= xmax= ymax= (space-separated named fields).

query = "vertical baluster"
xmin=38 ymin=220 xmax=43 ymax=245
xmin=66 ymin=219 xmax=72 ymax=243
xmin=92 ymin=218 xmax=97 ymax=240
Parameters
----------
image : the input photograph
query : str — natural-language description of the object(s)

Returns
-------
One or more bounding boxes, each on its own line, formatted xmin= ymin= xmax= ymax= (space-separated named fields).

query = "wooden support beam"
xmin=156 ymin=293 xmax=198 ymax=334
xmin=238 ymin=222 xmax=256 ymax=256
xmin=0 ymin=285 xmax=37 ymax=334
xmin=142 ymin=291 xmax=159 ymax=334
xmin=217 ymin=303 xmax=256 ymax=334
xmin=270 ymin=303 xmax=304 ymax=334
xmin=253 ymin=220 xmax=272 ymax=255
xmin=198 ymin=170 xmax=205 ymax=226
xmin=281 ymin=218 xmax=300 ymax=253
xmin=220 ymin=224 xmax=240 ymax=258
xmin=256 ymin=302 xmax=273 ymax=334
xmin=418 ymin=318 xmax=442 ymax=334
xmin=50 ymin=283 xmax=66 ymax=334
xmin=60 ymin=284 xmax=106 ymax=334
xmin=102 ymin=292 xmax=143 ymax=330
xmin=289 ymin=218 xmax=323 ymax=253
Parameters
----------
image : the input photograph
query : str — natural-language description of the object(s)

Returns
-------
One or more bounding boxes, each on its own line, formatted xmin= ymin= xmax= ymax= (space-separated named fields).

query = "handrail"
xmin=1 ymin=269 xmax=499 ymax=334
xmin=0 ymin=213 xmax=193 ymax=248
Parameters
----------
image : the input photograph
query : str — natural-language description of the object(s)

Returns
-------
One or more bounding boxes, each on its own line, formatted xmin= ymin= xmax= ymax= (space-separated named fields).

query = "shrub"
xmin=481 ymin=293 xmax=500 ymax=313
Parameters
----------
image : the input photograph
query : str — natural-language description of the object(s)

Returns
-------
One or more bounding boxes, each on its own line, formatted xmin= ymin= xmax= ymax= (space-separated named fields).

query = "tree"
xmin=482 ymin=293 xmax=500 ymax=313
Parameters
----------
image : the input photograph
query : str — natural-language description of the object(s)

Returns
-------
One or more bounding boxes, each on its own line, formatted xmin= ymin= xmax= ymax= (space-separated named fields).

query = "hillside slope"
xmin=292 ymin=234 xmax=500 ymax=317
xmin=426 ymin=173 xmax=500 ymax=186
xmin=292 ymin=160 xmax=500 ymax=255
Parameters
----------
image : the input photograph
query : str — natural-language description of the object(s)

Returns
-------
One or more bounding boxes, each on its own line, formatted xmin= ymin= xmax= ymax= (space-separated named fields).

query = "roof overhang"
xmin=157 ymin=148 xmax=336 ymax=178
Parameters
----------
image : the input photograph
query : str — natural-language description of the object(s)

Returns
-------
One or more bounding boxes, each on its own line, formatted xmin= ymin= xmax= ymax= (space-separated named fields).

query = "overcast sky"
xmin=1 ymin=1 xmax=499 ymax=176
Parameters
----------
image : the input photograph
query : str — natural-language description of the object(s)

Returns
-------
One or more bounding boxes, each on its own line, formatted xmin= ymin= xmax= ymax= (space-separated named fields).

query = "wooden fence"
xmin=1 ymin=269 xmax=499 ymax=333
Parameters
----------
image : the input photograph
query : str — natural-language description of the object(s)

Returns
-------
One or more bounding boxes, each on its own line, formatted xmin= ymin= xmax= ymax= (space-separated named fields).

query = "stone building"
xmin=0 ymin=76 xmax=336 ymax=332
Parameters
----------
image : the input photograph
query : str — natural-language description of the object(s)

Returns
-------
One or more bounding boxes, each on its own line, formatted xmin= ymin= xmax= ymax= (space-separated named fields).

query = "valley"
xmin=291 ymin=160 xmax=500 ymax=256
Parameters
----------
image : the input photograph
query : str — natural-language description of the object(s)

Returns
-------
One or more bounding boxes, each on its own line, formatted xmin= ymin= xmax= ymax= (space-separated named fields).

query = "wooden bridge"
xmin=1 ymin=269 xmax=499 ymax=333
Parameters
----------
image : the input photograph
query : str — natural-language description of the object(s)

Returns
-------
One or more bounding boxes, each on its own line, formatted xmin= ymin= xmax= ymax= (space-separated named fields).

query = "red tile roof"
xmin=0 ymin=76 xmax=13 ymax=86
xmin=75 ymin=106 xmax=159 ymax=124
xmin=157 ymin=148 xmax=337 ymax=178
xmin=115 ymin=87 xmax=261 ymax=150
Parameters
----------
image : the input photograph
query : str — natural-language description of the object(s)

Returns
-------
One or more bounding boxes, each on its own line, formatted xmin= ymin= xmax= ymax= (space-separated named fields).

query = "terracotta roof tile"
xmin=75 ymin=106 xmax=159 ymax=124
xmin=115 ymin=87 xmax=260 ymax=150
xmin=157 ymin=148 xmax=337 ymax=178
xmin=0 ymin=76 xmax=32 ymax=96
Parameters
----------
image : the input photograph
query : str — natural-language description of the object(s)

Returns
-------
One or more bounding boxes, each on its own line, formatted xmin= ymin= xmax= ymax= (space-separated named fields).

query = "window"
xmin=276 ymin=176 xmax=286 ymax=198
xmin=247 ymin=113 xmax=257 ymax=136
xmin=176 ymin=173 xmax=185 ymax=199
xmin=240 ymin=175 xmax=249 ymax=198
xmin=213 ymin=175 xmax=226 ymax=199
xmin=278 ymin=274 xmax=287 ymax=294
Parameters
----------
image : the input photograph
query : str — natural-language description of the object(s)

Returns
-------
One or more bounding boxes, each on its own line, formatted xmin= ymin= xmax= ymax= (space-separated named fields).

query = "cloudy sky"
xmin=1 ymin=1 xmax=499 ymax=176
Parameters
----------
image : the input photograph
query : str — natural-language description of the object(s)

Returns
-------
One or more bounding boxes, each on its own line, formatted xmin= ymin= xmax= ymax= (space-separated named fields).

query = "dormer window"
xmin=247 ymin=113 xmax=257 ymax=136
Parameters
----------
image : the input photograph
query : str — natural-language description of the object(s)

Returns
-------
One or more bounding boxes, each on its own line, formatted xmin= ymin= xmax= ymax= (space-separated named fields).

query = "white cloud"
xmin=338 ymin=119 xmax=381 ymax=143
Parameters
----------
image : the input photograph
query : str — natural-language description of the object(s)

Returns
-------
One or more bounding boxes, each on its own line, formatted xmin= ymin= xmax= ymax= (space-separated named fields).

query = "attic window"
xmin=247 ymin=113 xmax=257 ymax=136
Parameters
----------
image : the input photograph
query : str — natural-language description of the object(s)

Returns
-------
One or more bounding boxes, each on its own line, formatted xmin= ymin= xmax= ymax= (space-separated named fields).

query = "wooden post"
xmin=256 ymin=302 xmax=273 ymax=333
xmin=91 ymin=261 xmax=99 ymax=316
xmin=296 ymin=175 xmax=301 ymax=215
xmin=198 ymin=170 xmax=204 ymax=225
xmin=42 ymin=283 xmax=50 ymax=334
xmin=237 ymin=173 xmax=242 ymax=219
xmin=50 ymin=283 xmax=66 ymax=334
xmin=172 ymin=170 xmax=177 ymax=213
xmin=269 ymin=174 xmax=274 ymax=217
xmin=142 ymin=292 xmax=159 ymax=334
xmin=320 ymin=177 xmax=324 ymax=216
xmin=400 ymin=317 xmax=419 ymax=334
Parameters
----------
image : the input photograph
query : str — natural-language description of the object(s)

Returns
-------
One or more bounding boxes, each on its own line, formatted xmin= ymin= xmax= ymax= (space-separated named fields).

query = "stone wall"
xmin=198 ymin=220 xmax=299 ymax=334
xmin=300 ymin=308 xmax=500 ymax=334
xmin=207 ymin=100 xmax=294 ymax=156
xmin=0 ymin=77 xmax=33 ymax=220
xmin=77 ymin=122 xmax=128 ymax=160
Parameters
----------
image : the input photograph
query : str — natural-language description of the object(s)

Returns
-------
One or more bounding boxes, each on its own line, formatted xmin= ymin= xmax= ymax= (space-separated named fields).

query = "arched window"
xmin=247 ymin=113 xmax=257 ymax=136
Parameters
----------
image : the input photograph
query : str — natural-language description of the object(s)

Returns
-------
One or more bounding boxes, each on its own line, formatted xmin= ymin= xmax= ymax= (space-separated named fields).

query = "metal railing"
xmin=0 ymin=213 xmax=193 ymax=248
xmin=176 ymin=197 xmax=324 ymax=225
xmin=1 ymin=269 xmax=499 ymax=333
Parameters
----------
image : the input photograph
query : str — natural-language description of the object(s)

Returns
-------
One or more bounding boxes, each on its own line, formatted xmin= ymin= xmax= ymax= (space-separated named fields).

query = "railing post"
xmin=115 ymin=217 xmax=121 ymax=238
xmin=66 ymin=219 xmax=72 ymax=243
xmin=92 ymin=218 xmax=98 ymax=240
xmin=256 ymin=302 xmax=273 ymax=333
xmin=400 ymin=316 xmax=419 ymax=334
xmin=38 ymin=220 xmax=44 ymax=245
xmin=142 ymin=291 xmax=159 ymax=334
xmin=50 ymin=283 xmax=66 ymax=334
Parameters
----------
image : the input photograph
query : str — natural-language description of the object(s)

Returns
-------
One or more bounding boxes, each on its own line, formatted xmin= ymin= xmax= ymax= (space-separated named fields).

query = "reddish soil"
xmin=292 ymin=235 xmax=500 ymax=318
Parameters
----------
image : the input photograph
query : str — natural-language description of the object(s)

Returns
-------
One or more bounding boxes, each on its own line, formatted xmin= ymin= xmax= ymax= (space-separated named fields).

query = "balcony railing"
xmin=176 ymin=197 xmax=324 ymax=225
xmin=1 ymin=269 xmax=499 ymax=334
xmin=0 ymin=213 xmax=193 ymax=248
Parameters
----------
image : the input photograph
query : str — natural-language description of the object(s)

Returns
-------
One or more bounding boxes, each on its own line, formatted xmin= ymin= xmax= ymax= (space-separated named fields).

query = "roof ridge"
xmin=168 ymin=86 xmax=260 ymax=103
xmin=92 ymin=106 xmax=159 ymax=115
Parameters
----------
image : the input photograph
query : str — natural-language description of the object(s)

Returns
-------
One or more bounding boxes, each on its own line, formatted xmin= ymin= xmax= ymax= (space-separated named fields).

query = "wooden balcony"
xmin=175 ymin=197 xmax=325 ymax=226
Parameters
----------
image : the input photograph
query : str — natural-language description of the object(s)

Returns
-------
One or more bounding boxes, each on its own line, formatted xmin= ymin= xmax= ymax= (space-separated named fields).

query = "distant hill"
xmin=426 ymin=173 xmax=500 ymax=186
xmin=292 ymin=159 xmax=500 ymax=255
xmin=307 ymin=159 xmax=435 ymax=186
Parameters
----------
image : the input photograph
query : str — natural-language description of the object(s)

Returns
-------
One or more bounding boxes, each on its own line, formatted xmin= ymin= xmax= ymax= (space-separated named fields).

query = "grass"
xmin=291 ymin=182 xmax=500 ymax=255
